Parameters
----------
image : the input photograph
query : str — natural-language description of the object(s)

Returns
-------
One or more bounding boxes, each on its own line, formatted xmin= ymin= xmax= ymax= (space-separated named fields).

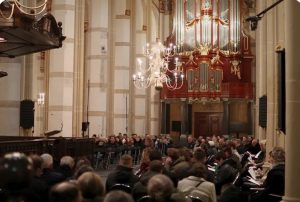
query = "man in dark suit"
xmin=40 ymin=153 xmax=65 ymax=188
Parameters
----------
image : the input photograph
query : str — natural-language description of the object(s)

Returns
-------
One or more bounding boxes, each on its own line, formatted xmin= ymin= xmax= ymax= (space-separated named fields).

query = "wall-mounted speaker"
xmin=20 ymin=100 xmax=34 ymax=129
xmin=259 ymin=95 xmax=267 ymax=128
xmin=82 ymin=122 xmax=89 ymax=132
xmin=277 ymin=49 xmax=285 ymax=134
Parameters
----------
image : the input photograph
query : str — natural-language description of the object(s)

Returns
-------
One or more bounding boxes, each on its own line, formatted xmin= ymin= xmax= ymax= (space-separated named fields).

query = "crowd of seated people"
xmin=93 ymin=133 xmax=174 ymax=169
xmin=0 ymin=134 xmax=285 ymax=202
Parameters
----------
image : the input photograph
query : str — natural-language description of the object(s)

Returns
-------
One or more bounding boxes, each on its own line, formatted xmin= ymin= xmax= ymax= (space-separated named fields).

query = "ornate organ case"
xmin=161 ymin=0 xmax=253 ymax=101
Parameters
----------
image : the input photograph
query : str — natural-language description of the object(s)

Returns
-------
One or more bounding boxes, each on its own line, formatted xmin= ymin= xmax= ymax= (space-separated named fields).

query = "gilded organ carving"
xmin=163 ymin=0 xmax=253 ymax=100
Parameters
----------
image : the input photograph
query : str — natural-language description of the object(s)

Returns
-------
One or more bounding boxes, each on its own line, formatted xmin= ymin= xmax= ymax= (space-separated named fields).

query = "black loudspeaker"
xmin=259 ymin=95 xmax=267 ymax=128
xmin=20 ymin=100 xmax=34 ymax=129
xmin=277 ymin=49 xmax=286 ymax=134
xmin=82 ymin=122 xmax=89 ymax=132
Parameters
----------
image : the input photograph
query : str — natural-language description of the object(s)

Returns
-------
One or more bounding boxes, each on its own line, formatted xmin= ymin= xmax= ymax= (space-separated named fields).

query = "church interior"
xmin=0 ymin=0 xmax=300 ymax=201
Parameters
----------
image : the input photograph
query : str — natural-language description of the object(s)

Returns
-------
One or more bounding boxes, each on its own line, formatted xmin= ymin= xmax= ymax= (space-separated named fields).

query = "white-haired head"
xmin=40 ymin=153 xmax=53 ymax=169
xmin=60 ymin=156 xmax=75 ymax=169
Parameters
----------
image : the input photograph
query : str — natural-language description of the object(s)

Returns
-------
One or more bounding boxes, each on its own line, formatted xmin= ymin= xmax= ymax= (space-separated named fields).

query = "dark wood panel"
xmin=194 ymin=112 xmax=223 ymax=138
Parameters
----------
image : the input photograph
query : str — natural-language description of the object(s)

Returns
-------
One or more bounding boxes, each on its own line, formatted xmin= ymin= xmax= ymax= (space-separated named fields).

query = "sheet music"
xmin=255 ymin=151 xmax=262 ymax=159
xmin=208 ymin=166 xmax=215 ymax=172
xmin=247 ymin=176 xmax=263 ymax=186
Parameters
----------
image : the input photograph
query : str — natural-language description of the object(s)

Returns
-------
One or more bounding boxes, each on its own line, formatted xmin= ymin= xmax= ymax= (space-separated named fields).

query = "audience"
xmin=58 ymin=156 xmax=75 ymax=179
xmin=132 ymin=160 xmax=164 ymax=201
xmin=251 ymin=146 xmax=285 ymax=202
xmin=177 ymin=162 xmax=217 ymax=202
xmin=73 ymin=165 xmax=94 ymax=180
xmin=103 ymin=190 xmax=134 ymax=202
xmin=28 ymin=154 xmax=49 ymax=201
xmin=165 ymin=148 xmax=190 ymax=181
xmin=49 ymin=181 xmax=82 ymax=202
xmin=40 ymin=153 xmax=65 ymax=187
xmin=147 ymin=174 xmax=188 ymax=202
xmin=105 ymin=154 xmax=139 ymax=192
xmin=0 ymin=152 xmax=35 ymax=202
xmin=77 ymin=172 xmax=104 ymax=202
xmin=216 ymin=164 xmax=246 ymax=202
xmin=0 ymin=134 xmax=287 ymax=202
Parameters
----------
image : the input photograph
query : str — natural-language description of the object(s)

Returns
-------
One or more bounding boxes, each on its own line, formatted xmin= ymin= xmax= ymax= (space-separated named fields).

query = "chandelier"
xmin=0 ymin=0 xmax=48 ymax=18
xmin=132 ymin=41 xmax=184 ymax=90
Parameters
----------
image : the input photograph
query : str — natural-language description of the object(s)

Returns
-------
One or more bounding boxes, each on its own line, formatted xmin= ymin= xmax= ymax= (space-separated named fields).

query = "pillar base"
xmin=282 ymin=196 xmax=300 ymax=202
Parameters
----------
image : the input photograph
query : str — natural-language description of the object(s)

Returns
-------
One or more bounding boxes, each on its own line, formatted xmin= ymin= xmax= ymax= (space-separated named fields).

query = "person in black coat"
xmin=132 ymin=160 xmax=164 ymax=201
xmin=247 ymin=139 xmax=261 ymax=155
xmin=217 ymin=164 xmax=247 ymax=202
xmin=40 ymin=153 xmax=65 ymax=188
xmin=105 ymin=154 xmax=139 ymax=192
xmin=250 ymin=147 xmax=285 ymax=202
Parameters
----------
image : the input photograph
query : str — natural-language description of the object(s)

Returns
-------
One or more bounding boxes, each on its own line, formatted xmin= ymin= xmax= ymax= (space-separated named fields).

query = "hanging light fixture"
xmin=0 ymin=0 xmax=48 ymax=18
xmin=132 ymin=41 xmax=184 ymax=90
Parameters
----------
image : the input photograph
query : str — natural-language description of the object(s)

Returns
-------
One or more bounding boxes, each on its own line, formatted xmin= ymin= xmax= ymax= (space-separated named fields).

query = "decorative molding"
xmin=116 ymin=15 xmax=130 ymax=19
xmin=115 ymin=66 xmax=129 ymax=70
xmin=114 ymin=89 xmax=129 ymax=94
xmin=89 ymin=111 xmax=107 ymax=116
xmin=0 ymin=100 xmax=19 ymax=108
xmin=64 ymin=38 xmax=75 ymax=43
xmin=48 ymin=105 xmax=73 ymax=111
xmin=115 ymin=42 xmax=131 ymax=46
xmin=89 ymin=83 xmax=107 ymax=88
xmin=89 ymin=27 xmax=108 ymax=32
xmin=49 ymin=72 xmax=73 ymax=78
xmin=230 ymin=60 xmax=242 ymax=79
xmin=114 ymin=114 xmax=127 ymax=118
xmin=135 ymin=95 xmax=146 ymax=99
xmin=125 ymin=9 xmax=131 ymax=16
xmin=134 ymin=116 xmax=146 ymax=119
xmin=87 ymin=55 xmax=108 ymax=60
xmin=52 ymin=4 xmax=75 ymax=11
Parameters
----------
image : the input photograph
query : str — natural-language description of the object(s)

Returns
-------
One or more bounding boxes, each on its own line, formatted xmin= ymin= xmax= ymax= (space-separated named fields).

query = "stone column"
xmin=48 ymin=0 xmax=75 ymax=137
xmin=72 ymin=0 xmax=85 ymax=137
xmin=282 ymin=1 xmax=300 ymax=202
xmin=265 ymin=0 xmax=277 ymax=151
xmin=21 ymin=56 xmax=34 ymax=136
xmin=255 ymin=0 xmax=267 ymax=141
